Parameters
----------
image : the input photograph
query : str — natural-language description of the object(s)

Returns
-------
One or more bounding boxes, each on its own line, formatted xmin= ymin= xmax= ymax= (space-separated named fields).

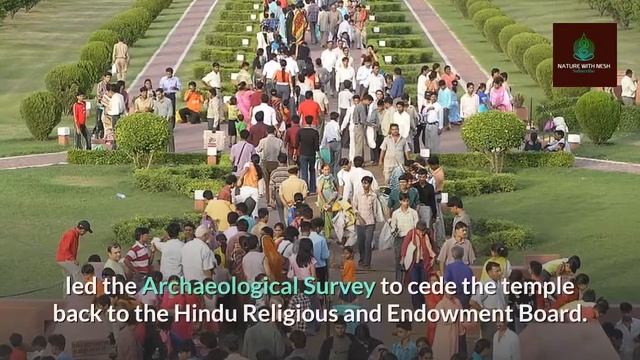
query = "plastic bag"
xmin=377 ymin=221 xmax=395 ymax=251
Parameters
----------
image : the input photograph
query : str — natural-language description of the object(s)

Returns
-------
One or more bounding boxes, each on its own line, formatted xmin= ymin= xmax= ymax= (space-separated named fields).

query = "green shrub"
xmin=376 ymin=49 xmax=433 ymax=64
xmin=76 ymin=60 xmax=100 ymax=87
xmin=472 ymin=8 xmax=503 ymax=32
xmin=44 ymin=63 xmax=90 ymax=114
xmin=113 ymin=213 xmax=201 ymax=245
xmin=134 ymin=0 xmax=171 ymax=18
xmin=133 ymin=164 xmax=232 ymax=197
xmin=88 ymin=29 xmax=119 ymax=47
xmin=115 ymin=113 xmax=171 ymax=168
xmin=101 ymin=8 xmax=153 ymax=44
xmin=20 ymin=92 xmax=63 ymax=141
xmin=483 ymin=16 xmax=515 ymax=51
xmin=466 ymin=0 xmax=488 ymax=8
xmin=498 ymin=23 xmax=533 ymax=53
xmin=205 ymin=33 xmax=256 ymax=48
xmin=461 ymin=111 xmax=526 ymax=173
xmin=467 ymin=0 xmax=498 ymax=18
xmin=535 ymin=58 xmax=553 ymax=98
xmin=221 ymin=11 xmax=259 ymax=21
xmin=367 ymin=23 xmax=413 ymax=35
xmin=374 ymin=12 xmax=406 ymax=23
xmin=551 ymin=87 xmax=590 ymax=100
xmin=610 ymin=0 xmax=634 ymax=29
xmin=444 ymin=172 xmax=517 ymax=196
xmin=367 ymin=36 xmax=426 ymax=48
xmin=619 ymin=105 xmax=640 ymax=132
xmin=370 ymin=2 xmax=402 ymax=11
xmin=225 ymin=1 xmax=257 ymax=10
xmin=575 ymin=91 xmax=621 ymax=144
xmin=443 ymin=215 xmax=534 ymax=252
xmin=79 ymin=41 xmax=112 ymax=79
xmin=200 ymin=48 xmax=252 ymax=62
xmin=454 ymin=0 xmax=469 ymax=17
xmin=66 ymin=149 xmax=215 ymax=165
xmin=214 ymin=21 xmax=257 ymax=33
xmin=522 ymin=43 xmax=552 ymax=81
xmin=507 ymin=32 xmax=549 ymax=73
xmin=437 ymin=152 xmax=574 ymax=168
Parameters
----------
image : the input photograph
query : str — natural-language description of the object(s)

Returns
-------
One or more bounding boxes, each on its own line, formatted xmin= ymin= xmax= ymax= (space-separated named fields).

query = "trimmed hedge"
xmin=444 ymin=169 xmax=517 ymax=196
xmin=507 ymin=32 xmax=549 ymax=73
xmin=536 ymin=58 xmax=553 ymax=98
xmin=498 ymin=23 xmax=533 ymax=53
xmin=44 ymin=63 xmax=91 ymax=114
xmin=115 ymin=113 xmax=171 ymax=168
xmin=472 ymin=8 xmax=504 ymax=32
xmin=437 ymin=152 xmax=575 ymax=169
xmin=79 ymin=41 xmax=112 ymax=80
xmin=200 ymin=48 xmax=252 ymax=63
xmin=522 ymin=43 xmax=552 ymax=81
xmin=443 ymin=215 xmax=534 ymax=254
xmin=205 ymin=33 xmax=256 ymax=48
xmin=67 ymin=149 xmax=212 ymax=165
xmin=370 ymin=2 xmax=403 ymax=12
xmin=367 ymin=36 xmax=427 ymax=48
xmin=134 ymin=0 xmax=171 ymax=18
xmin=225 ymin=1 xmax=258 ymax=10
xmin=133 ymin=163 xmax=233 ymax=197
xmin=367 ymin=23 xmax=413 ymax=35
xmin=376 ymin=49 xmax=434 ymax=64
xmin=101 ymin=7 xmax=153 ymax=44
xmin=483 ymin=16 xmax=514 ymax=51
xmin=373 ymin=12 xmax=406 ymax=23
xmin=214 ymin=21 xmax=256 ymax=33
xmin=575 ymin=91 xmax=621 ymax=145
xmin=20 ymin=91 xmax=63 ymax=141
xmin=455 ymin=0 xmax=469 ymax=17
xmin=467 ymin=0 xmax=498 ymax=19
xmin=551 ymin=87 xmax=590 ymax=100
xmin=113 ymin=213 xmax=201 ymax=246
xmin=619 ymin=105 xmax=640 ymax=132
xmin=88 ymin=29 xmax=119 ymax=48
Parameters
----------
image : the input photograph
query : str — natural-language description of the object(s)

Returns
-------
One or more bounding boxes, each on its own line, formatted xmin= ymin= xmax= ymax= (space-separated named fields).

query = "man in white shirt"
xmin=201 ymin=62 xmax=221 ymax=90
xmin=321 ymin=40 xmax=339 ymax=96
xmin=459 ymin=81 xmax=479 ymax=122
xmin=262 ymin=54 xmax=281 ymax=91
xmin=337 ymin=81 xmax=353 ymax=127
xmin=392 ymin=101 xmax=411 ymax=139
xmin=321 ymin=111 xmax=342 ymax=174
xmin=492 ymin=321 xmax=521 ymax=360
xmin=617 ymin=302 xmax=640 ymax=360
xmin=420 ymin=92 xmax=444 ymax=154
xmin=356 ymin=58 xmax=372 ymax=96
xmin=367 ymin=63 xmax=385 ymax=98
xmin=285 ymin=51 xmax=300 ymax=78
xmin=471 ymin=261 xmax=507 ymax=341
xmin=181 ymin=225 xmax=216 ymax=281
xmin=312 ymin=82 xmax=329 ymax=115
xmin=343 ymin=155 xmax=379 ymax=201
xmin=335 ymin=56 xmax=356 ymax=93
xmin=151 ymin=222 xmax=184 ymax=278
xmin=337 ymin=14 xmax=352 ymax=45
xmin=621 ymin=69 xmax=637 ymax=106
xmin=417 ymin=65 xmax=429 ymax=110
xmin=251 ymin=93 xmax=277 ymax=126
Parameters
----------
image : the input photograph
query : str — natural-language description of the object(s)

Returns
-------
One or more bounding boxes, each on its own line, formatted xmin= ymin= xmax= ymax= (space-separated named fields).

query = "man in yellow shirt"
xmin=279 ymin=166 xmax=308 ymax=222
xmin=112 ymin=38 xmax=129 ymax=81
xmin=203 ymin=190 xmax=235 ymax=231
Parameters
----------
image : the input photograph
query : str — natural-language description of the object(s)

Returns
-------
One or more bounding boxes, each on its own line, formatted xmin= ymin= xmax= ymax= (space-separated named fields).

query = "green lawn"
xmin=0 ymin=0 xmax=193 ymax=157
xmin=465 ymin=168 xmax=640 ymax=302
xmin=492 ymin=0 xmax=639 ymax=72
xmin=0 ymin=165 xmax=192 ymax=298
xmin=573 ymin=132 xmax=640 ymax=163
xmin=427 ymin=0 xmax=546 ymax=111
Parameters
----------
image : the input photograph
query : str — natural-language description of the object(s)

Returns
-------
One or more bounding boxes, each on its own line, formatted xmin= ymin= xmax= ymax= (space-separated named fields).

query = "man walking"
xmin=420 ymin=92 xmax=444 ymax=154
xmin=257 ymin=125 xmax=284 ymax=203
xmin=159 ymin=67 xmax=181 ymax=117
xmin=307 ymin=0 xmax=320 ymax=44
xmin=93 ymin=72 xmax=111 ymax=138
xmin=352 ymin=176 xmax=378 ymax=269
xmin=154 ymin=88 xmax=175 ymax=152
xmin=112 ymin=37 xmax=129 ymax=81
xmin=56 ymin=220 xmax=93 ymax=296
xmin=321 ymin=111 xmax=342 ymax=175
xmin=269 ymin=153 xmax=290 ymax=221
xmin=296 ymin=115 xmax=320 ymax=194
xmin=621 ymin=69 xmax=637 ymax=106
xmin=380 ymin=123 xmax=411 ymax=184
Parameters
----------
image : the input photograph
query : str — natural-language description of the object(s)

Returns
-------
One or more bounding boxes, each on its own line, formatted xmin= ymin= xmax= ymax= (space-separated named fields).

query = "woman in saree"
xmin=316 ymin=163 xmax=338 ymax=239
xmin=432 ymin=293 xmax=464 ymax=359
xmin=235 ymin=82 xmax=253 ymax=125
xmin=261 ymin=235 xmax=285 ymax=281
xmin=292 ymin=2 xmax=308 ymax=44
xmin=489 ymin=76 xmax=513 ymax=112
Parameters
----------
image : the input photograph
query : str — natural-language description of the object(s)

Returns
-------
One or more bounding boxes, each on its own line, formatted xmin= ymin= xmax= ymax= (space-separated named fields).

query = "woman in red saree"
xmin=425 ymin=272 xmax=443 ymax=346
xmin=292 ymin=2 xmax=308 ymax=44
xmin=400 ymin=221 xmax=436 ymax=310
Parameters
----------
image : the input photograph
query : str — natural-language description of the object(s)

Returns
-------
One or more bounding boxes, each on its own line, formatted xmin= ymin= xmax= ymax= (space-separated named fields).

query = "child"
xmin=72 ymin=91 xmax=91 ymax=150
xmin=227 ymin=96 xmax=240 ymax=146
xmin=177 ymin=341 xmax=198 ymax=360
xmin=206 ymin=88 xmax=220 ymax=131
xmin=392 ymin=321 xmax=418 ymax=360
xmin=9 ymin=333 xmax=27 ymax=360
xmin=340 ymin=246 xmax=357 ymax=303
xmin=29 ymin=335 xmax=47 ymax=360
xmin=235 ymin=114 xmax=247 ymax=138
xmin=81 ymin=263 xmax=105 ymax=297
xmin=470 ymin=338 xmax=491 ymax=360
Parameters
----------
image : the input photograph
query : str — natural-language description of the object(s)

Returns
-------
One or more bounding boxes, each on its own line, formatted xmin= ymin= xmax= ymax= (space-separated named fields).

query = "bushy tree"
xmin=461 ymin=111 xmax=526 ymax=173
xmin=522 ymin=43 xmax=552 ymax=81
xmin=115 ymin=113 xmax=170 ymax=168
xmin=507 ymin=32 xmax=549 ymax=73
xmin=575 ymin=91 xmax=621 ymax=144
xmin=20 ymin=91 xmax=63 ymax=140
xmin=498 ymin=24 xmax=533 ymax=53
xmin=483 ymin=16 xmax=515 ymax=51
xmin=536 ymin=58 xmax=553 ymax=98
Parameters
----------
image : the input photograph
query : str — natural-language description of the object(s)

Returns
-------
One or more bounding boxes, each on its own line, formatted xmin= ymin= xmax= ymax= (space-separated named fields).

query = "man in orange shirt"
xmin=56 ymin=220 xmax=92 ymax=297
xmin=179 ymin=81 xmax=203 ymax=124
xmin=297 ymin=90 xmax=321 ymax=127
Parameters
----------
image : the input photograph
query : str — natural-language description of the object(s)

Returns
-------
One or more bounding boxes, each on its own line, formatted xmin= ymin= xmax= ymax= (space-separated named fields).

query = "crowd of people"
xmin=5 ymin=0 xmax=635 ymax=360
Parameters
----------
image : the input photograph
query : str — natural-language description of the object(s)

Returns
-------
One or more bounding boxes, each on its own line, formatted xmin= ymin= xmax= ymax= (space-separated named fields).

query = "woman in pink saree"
xmin=489 ymin=76 xmax=512 ymax=112
xmin=235 ymin=82 xmax=253 ymax=126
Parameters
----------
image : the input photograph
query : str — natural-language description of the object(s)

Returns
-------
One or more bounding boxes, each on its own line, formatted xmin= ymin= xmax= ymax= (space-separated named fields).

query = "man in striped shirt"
xmin=269 ymin=153 xmax=290 ymax=223
xmin=124 ymin=227 xmax=153 ymax=285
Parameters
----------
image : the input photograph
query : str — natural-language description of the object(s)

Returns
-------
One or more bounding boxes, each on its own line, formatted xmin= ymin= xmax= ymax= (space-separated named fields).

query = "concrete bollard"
xmin=57 ymin=127 xmax=70 ymax=145
xmin=194 ymin=190 xmax=205 ymax=212
xmin=207 ymin=146 xmax=218 ymax=165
